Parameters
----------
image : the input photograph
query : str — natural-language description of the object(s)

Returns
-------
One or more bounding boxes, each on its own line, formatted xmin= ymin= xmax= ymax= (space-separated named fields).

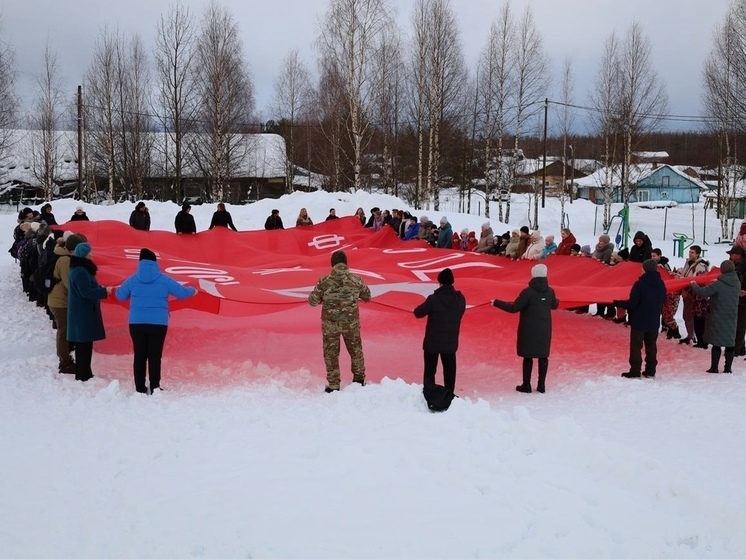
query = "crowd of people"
xmin=8 ymin=201 xmax=746 ymax=403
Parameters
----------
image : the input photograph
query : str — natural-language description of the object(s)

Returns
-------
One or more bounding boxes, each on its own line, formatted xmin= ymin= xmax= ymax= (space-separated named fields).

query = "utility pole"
xmin=541 ymin=98 xmax=548 ymax=208
xmin=77 ymin=85 xmax=83 ymax=201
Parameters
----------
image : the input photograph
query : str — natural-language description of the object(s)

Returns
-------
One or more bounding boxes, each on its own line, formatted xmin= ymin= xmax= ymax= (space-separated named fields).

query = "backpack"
xmin=36 ymin=243 xmax=63 ymax=294
xmin=423 ymin=384 xmax=455 ymax=412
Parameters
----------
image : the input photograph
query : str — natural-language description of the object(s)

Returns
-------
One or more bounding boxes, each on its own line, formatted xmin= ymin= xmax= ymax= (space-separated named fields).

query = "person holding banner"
xmin=492 ymin=264 xmax=559 ymax=393
xmin=115 ymin=248 xmax=197 ymax=394
xmin=308 ymin=250 xmax=371 ymax=393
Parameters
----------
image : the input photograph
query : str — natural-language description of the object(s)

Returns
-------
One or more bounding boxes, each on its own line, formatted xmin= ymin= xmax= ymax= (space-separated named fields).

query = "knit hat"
xmin=135 ymin=201 xmax=146 ymax=210
xmin=571 ymin=243 xmax=581 ymax=253
xmin=580 ymin=244 xmax=592 ymax=256
xmin=545 ymin=235 xmax=554 ymax=243
xmin=62 ymin=230 xmax=74 ymax=242
xmin=520 ymin=226 xmax=529 ymax=234
xmin=642 ymin=259 xmax=657 ymax=273
xmin=439 ymin=216 xmax=448 ymax=225
xmin=483 ymin=221 xmax=490 ymax=229
xmin=531 ymin=229 xmax=541 ymax=239
xmin=75 ymin=206 xmax=84 ymax=212
xmin=182 ymin=203 xmax=191 ymax=212
xmin=460 ymin=228 xmax=469 ymax=236
xmin=139 ymin=248 xmax=157 ymax=261
xmin=65 ymin=234 xmax=85 ymax=252
xmin=531 ymin=264 xmax=548 ymax=278
xmin=29 ymin=222 xmax=40 ymax=232
xmin=721 ymin=260 xmax=736 ymax=273
xmin=437 ymin=268 xmax=454 ymax=285
xmin=501 ymin=232 xmax=510 ymax=240
xmin=73 ymin=242 xmax=91 ymax=258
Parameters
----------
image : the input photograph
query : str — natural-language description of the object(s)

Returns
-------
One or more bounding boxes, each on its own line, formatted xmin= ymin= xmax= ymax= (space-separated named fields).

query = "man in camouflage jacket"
xmin=308 ymin=250 xmax=372 ymax=392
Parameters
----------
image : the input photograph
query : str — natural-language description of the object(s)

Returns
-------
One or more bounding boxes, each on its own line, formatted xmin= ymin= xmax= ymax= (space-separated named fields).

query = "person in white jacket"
xmin=521 ymin=230 xmax=544 ymax=260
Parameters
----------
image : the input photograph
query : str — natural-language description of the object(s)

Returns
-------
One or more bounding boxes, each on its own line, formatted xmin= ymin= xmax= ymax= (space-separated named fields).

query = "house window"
xmin=661 ymin=176 xmax=670 ymax=187
xmin=661 ymin=191 xmax=669 ymax=199
xmin=637 ymin=190 xmax=650 ymax=202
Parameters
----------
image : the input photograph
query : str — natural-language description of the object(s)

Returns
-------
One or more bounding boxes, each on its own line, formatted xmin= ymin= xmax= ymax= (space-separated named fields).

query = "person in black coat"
xmin=492 ymin=263 xmax=560 ymax=393
xmin=129 ymin=201 xmax=151 ymax=231
xmin=175 ymin=203 xmax=197 ymax=234
xmin=325 ymin=208 xmax=339 ymax=221
xmin=628 ymin=231 xmax=653 ymax=263
xmin=264 ymin=209 xmax=284 ymax=230
xmin=40 ymin=203 xmax=57 ymax=225
xmin=413 ymin=268 xmax=466 ymax=394
xmin=70 ymin=206 xmax=90 ymax=221
xmin=614 ymin=259 xmax=667 ymax=378
xmin=209 ymin=202 xmax=238 ymax=231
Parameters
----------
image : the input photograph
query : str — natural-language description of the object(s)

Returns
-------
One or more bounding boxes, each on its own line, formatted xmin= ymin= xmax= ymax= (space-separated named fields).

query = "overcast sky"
xmin=1 ymin=0 xmax=730 ymax=133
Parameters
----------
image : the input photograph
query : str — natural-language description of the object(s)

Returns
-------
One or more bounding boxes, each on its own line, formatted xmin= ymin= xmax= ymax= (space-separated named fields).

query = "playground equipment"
xmin=605 ymin=206 xmax=629 ymax=250
xmin=672 ymin=232 xmax=707 ymax=258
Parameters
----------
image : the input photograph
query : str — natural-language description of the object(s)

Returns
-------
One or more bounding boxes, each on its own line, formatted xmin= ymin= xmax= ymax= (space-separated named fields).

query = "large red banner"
xmin=60 ymin=217 xmax=715 ymax=317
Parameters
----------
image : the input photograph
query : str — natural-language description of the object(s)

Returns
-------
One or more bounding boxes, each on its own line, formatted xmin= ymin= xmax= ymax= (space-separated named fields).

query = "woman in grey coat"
xmin=690 ymin=260 xmax=740 ymax=373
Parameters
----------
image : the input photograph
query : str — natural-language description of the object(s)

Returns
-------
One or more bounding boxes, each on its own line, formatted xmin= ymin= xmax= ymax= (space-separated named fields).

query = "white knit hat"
xmin=531 ymin=264 xmax=548 ymax=278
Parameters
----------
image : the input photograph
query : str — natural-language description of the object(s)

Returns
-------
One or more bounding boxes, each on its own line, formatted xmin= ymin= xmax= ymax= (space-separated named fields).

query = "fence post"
xmin=663 ymin=207 xmax=668 ymax=241
xmin=703 ymin=207 xmax=708 ymax=245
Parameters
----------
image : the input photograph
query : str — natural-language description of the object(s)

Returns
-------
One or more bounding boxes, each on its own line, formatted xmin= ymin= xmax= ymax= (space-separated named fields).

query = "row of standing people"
xmin=10 ymin=213 xmax=196 ymax=392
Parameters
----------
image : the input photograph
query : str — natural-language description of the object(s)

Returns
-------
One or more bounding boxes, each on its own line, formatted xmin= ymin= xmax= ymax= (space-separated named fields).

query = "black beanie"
xmin=331 ymin=250 xmax=347 ymax=266
xmin=139 ymin=248 xmax=157 ymax=261
xmin=520 ymin=226 xmax=529 ymax=234
xmin=437 ymin=268 xmax=454 ymax=285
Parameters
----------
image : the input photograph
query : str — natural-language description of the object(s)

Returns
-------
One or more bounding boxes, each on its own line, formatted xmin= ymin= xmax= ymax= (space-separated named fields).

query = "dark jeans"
xmin=423 ymin=351 xmax=456 ymax=392
xmin=130 ymin=324 xmax=168 ymax=393
xmin=630 ymin=329 xmax=658 ymax=375
xmin=75 ymin=341 xmax=94 ymax=381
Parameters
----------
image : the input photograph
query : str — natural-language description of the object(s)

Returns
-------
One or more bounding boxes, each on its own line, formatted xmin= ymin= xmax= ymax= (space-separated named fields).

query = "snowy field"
xmin=1 ymin=192 xmax=745 ymax=558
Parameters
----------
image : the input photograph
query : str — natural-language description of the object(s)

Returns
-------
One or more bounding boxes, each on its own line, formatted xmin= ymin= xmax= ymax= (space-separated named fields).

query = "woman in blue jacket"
xmin=115 ymin=248 xmax=197 ymax=394
xmin=67 ymin=242 xmax=112 ymax=382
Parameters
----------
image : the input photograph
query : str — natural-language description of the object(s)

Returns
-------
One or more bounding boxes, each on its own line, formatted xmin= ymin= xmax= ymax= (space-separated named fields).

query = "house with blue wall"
xmin=574 ymin=164 xmax=706 ymax=204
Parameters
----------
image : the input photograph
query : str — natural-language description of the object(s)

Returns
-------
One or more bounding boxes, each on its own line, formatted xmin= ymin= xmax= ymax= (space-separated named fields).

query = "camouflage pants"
xmin=322 ymin=328 xmax=365 ymax=390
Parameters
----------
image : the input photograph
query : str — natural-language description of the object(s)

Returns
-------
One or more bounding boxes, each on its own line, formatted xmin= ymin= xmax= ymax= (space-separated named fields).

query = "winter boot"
xmin=706 ymin=347 xmax=721 ymax=373
xmin=723 ymin=347 xmax=735 ymax=373
xmin=352 ymin=376 xmax=365 ymax=386
xmin=325 ymin=386 xmax=340 ymax=393
xmin=536 ymin=358 xmax=548 ymax=393
xmin=516 ymin=358 xmax=532 ymax=393
xmin=621 ymin=371 xmax=642 ymax=378
xmin=679 ymin=337 xmax=691 ymax=345
xmin=667 ymin=326 xmax=681 ymax=340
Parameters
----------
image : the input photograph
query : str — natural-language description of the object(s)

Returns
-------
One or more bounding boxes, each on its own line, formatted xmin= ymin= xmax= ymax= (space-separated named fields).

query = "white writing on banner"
xmin=395 ymin=253 xmax=502 ymax=281
xmin=307 ymin=234 xmax=351 ymax=251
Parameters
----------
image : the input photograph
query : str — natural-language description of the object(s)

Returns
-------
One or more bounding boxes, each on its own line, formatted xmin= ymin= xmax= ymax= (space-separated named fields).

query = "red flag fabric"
xmin=60 ymin=217 xmax=717 ymax=317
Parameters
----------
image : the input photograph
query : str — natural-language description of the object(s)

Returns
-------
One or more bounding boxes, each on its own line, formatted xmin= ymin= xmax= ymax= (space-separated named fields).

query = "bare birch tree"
xmin=319 ymin=0 xmax=392 ymax=192
xmin=617 ymin=21 xmax=669 ymax=217
xmin=85 ymin=27 xmax=119 ymax=200
xmin=372 ymin=24 xmax=404 ymax=195
xmin=29 ymin=40 xmax=65 ymax=200
xmin=478 ymin=1 xmax=515 ymax=221
xmin=272 ymin=49 xmax=312 ymax=193
xmin=513 ymin=5 xmax=548 ymax=227
xmin=557 ymin=56 xmax=575 ymax=224
xmin=314 ymin=58 xmax=348 ymax=190
xmin=409 ymin=0 xmax=429 ymax=209
xmin=115 ymin=34 xmax=152 ymax=199
xmin=154 ymin=2 xmax=197 ymax=202
xmin=590 ymin=32 xmax=622 ymax=229
xmin=192 ymin=0 xmax=255 ymax=202
xmin=0 ymin=18 xmax=17 ymax=163
xmin=703 ymin=2 xmax=746 ymax=238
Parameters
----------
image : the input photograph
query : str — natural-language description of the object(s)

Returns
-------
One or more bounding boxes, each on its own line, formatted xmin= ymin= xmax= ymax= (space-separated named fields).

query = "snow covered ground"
xmin=1 ymin=192 xmax=745 ymax=558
